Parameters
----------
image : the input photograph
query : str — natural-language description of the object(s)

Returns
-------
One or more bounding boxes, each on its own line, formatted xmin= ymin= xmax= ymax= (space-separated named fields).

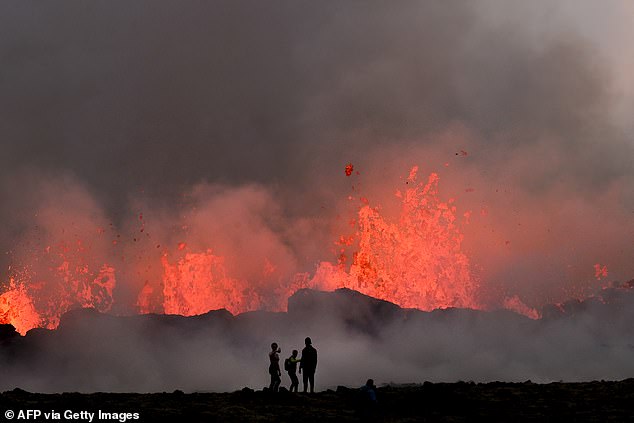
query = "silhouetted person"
xmin=299 ymin=337 xmax=317 ymax=393
xmin=285 ymin=349 xmax=301 ymax=392
xmin=360 ymin=378 xmax=378 ymax=404
xmin=358 ymin=378 xmax=379 ymax=418
xmin=268 ymin=342 xmax=282 ymax=392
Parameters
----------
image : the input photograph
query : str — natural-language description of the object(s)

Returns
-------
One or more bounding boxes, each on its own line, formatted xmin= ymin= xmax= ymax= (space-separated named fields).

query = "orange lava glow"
xmin=310 ymin=166 xmax=479 ymax=310
xmin=0 ymin=242 xmax=115 ymax=334
xmin=502 ymin=295 xmax=540 ymax=320
xmin=594 ymin=264 xmax=608 ymax=280
xmin=1 ymin=165 xmax=538 ymax=334
xmin=345 ymin=163 xmax=354 ymax=176
xmin=154 ymin=251 xmax=260 ymax=316
xmin=0 ymin=277 xmax=41 ymax=335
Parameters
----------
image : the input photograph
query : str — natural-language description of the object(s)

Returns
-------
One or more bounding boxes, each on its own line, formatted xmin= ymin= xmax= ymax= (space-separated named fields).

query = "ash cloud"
xmin=1 ymin=0 xmax=633 ymax=358
xmin=1 ymin=2 xmax=631 ymax=198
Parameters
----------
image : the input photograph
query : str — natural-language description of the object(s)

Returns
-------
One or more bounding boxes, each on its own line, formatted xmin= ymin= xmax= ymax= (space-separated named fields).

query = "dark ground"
xmin=1 ymin=380 xmax=634 ymax=422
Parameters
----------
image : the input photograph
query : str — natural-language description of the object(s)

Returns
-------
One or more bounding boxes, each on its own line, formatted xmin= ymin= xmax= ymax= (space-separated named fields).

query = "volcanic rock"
xmin=288 ymin=288 xmax=403 ymax=334
xmin=0 ymin=323 xmax=18 ymax=345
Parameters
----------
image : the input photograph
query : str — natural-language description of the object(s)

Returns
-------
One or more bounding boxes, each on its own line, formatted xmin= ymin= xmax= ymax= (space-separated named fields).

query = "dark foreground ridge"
xmin=2 ymin=286 xmax=634 ymax=392
xmin=2 ymin=380 xmax=634 ymax=422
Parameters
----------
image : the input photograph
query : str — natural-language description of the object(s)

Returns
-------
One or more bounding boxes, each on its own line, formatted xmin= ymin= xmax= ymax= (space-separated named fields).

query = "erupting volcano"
xmin=0 ymin=165 xmax=487 ymax=334
xmin=309 ymin=166 xmax=478 ymax=310
xmin=2 ymin=3 xmax=634 ymax=411
xmin=0 ymin=241 xmax=116 ymax=334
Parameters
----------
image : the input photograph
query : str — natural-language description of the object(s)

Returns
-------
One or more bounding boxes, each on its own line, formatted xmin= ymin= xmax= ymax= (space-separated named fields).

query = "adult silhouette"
xmin=299 ymin=337 xmax=317 ymax=393
xmin=268 ymin=342 xmax=282 ymax=392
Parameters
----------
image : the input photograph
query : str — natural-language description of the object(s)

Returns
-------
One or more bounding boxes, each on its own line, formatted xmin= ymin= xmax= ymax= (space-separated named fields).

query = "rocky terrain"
xmin=2 ymin=379 xmax=634 ymax=422
xmin=2 ymin=287 xmax=634 ymax=421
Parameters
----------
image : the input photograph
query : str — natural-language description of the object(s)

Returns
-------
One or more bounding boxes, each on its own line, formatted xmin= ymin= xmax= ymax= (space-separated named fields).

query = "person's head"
xmin=305 ymin=337 xmax=312 ymax=346
xmin=292 ymin=349 xmax=298 ymax=357
xmin=271 ymin=342 xmax=278 ymax=351
xmin=366 ymin=379 xmax=375 ymax=388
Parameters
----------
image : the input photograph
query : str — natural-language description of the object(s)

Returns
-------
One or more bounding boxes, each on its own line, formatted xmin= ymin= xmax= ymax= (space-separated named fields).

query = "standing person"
xmin=268 ymin=342 xmax=282 ymax=392
xmin=360 ymin=379 xmax=378 ymax=405
xmin=358 ymin=379 xmax=379 ymax=418
xmin=284 ymin=350 xmax=301 ymax=392
xmin=299 ymin=337 xmax=317 ymax=393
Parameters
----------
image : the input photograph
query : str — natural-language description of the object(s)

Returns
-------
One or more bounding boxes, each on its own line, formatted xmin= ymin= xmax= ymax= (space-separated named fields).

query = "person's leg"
xmin=308 ymin=372 xmax=315 ymax=393
xmin=302 ymin=371 xmax=308 ymax=392
xmin=290 ymin=373 xmax=298 ymax=392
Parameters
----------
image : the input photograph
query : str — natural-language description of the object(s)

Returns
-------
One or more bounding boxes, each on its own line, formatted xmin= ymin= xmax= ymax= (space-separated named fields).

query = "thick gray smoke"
xmin=2 ymin=288 xmax=634 ymax=393
xmin=1 ymin=2 xmax=632 ymax=299
xmin=0 ymin=0 xmax=633 ymax=388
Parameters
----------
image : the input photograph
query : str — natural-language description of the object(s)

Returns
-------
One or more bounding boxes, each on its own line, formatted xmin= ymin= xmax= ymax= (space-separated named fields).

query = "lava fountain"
xmin=1 ymin=165 xmax=487 ymax=334
xmin=309 ymin=166 xmax=479 ymax=310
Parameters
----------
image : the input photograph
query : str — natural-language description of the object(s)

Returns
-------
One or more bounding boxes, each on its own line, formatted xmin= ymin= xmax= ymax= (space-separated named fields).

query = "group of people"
xmin=268 ymin=337 xmax=317 ymax=393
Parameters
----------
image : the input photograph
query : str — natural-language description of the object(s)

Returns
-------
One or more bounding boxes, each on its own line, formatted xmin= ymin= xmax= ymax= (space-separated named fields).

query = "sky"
xmin=0 ymin=1 xmax=633 ymax=314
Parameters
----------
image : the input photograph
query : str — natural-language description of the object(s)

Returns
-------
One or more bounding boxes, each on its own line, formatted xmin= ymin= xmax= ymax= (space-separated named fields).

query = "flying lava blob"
xmin=345 ymin=163 xmax=354 ymax=176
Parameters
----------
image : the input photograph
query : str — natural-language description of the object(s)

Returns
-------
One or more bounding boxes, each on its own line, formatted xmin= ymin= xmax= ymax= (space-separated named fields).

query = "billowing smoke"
xmin=3 ymin=288 xmax=634 ymax=393
xmin=0 ymin=0 xmax=633 ymax=388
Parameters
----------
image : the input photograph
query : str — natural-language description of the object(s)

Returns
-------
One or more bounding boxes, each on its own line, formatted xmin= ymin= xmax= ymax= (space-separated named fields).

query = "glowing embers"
xmin=594 ymin=264 xmax=608 ymax=280
xmin=312 ymin=166 xmax=479 ymax=310
xmin=155 ymin=250 xmax=261 ymax=316
xmin=345 ymin=163 xmax=354 ymax=176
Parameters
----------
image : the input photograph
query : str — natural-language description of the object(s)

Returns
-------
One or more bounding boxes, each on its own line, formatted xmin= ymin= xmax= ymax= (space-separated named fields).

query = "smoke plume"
xmin=1 ymin=1 xmax=633 ymax=388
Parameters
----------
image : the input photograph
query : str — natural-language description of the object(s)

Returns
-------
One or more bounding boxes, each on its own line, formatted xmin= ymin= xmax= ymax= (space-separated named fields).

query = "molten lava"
xmin=345 ymin=163 xmax=354 ymax=176
xmin=594 ymin=264 xmax=608 ymax=280
xmin=502 ymin=295 xmax=540 ymax=320
xmin=310 ymin=166 xmax=479 ymax=310
xmin=0 ymin=242 xmax=115 ymax=334
xmin=0 ymin=277 xmax=41 ymax=335
xmin=146 ymin=251 xmax=261 ymax=316
xmin=1 ymin=164 xmax=563 ymax=334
